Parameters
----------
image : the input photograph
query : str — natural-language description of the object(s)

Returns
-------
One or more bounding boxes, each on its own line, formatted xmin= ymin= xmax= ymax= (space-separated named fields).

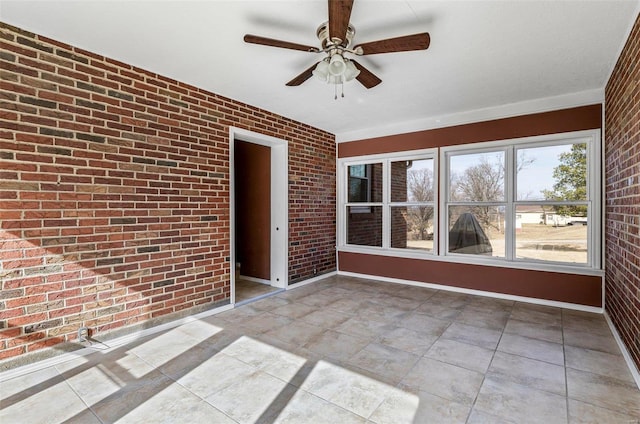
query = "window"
xmin=340 ymin=151 xmax=437 ymax=253
xmin=390 ymin=159 xmax=435 ymax=251
xmin=338 ymin=130 xmax=601 ymax=271
xmin=446 ymin=150 xmax=506 ymax=258
xmin=348 ymin=164 xmax=370 ymax=202
xmin=514 ymin=142 xmax=590 ymax=264
xmin=441 ymin=131 xmax=600 ymax=268
xmin=348 ymin=164 xmax=374 ymax=213
xmin=346 ymin=162 xmax=383 ymax=246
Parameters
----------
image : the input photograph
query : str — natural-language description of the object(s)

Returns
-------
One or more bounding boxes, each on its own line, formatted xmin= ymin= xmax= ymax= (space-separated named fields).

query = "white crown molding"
xmin=335 ymin=88 xmax=604 ymax=143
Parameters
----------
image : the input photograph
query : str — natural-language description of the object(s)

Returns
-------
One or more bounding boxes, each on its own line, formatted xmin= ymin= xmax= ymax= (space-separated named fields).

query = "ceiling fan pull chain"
xmin=334 ymin=83 xmax=338 ymax=100
xmin=341 ymin=83 xmax=345 ymax=98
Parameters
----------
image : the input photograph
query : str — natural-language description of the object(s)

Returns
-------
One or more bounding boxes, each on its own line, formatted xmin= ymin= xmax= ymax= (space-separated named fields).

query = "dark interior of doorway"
xmin=234 ymin=139 xmax=282 ymax=304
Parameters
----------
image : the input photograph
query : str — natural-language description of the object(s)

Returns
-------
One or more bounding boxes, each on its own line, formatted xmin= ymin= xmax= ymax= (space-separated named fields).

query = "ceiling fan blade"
xmin=355 ymin=33 xmax=430 ymax=55
xmin=328 ymin=0 xmax=354 ymax=43
xmin=351 ymin=60 xmax=382 ymax=89
xmin=286 ymin=62 xmax=320 ymax=86
xmin=244 ymin=34 xmax=320 ymax=53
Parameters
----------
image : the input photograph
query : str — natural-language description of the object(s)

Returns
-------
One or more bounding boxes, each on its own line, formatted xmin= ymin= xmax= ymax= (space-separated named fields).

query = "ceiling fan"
xmin=243 ymin=0 xmax=430 ymax=90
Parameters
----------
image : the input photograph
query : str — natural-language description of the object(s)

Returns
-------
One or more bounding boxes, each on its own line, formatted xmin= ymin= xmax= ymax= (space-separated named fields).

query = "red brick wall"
xmin=604 ymin=13 xmax=640 ymax=371
xmin=0 ymin=23 xmax=336 ymax=360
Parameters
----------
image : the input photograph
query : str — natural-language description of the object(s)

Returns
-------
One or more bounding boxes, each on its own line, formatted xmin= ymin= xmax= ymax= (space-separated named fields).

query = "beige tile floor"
xmin=1 ymin=275 xmax=639 ymax=423
xmin=236 ymin=278 xmax=282 ymax=303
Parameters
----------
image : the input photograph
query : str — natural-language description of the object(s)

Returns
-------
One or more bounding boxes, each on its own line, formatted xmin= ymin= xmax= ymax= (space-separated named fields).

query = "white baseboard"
xmin=604 ymin=311 xmax=640 ymax=391
xmin=1 ymin=272 xmax=341 ymax=380
xmin=7 ymin=270 xmax=629 ymax=392
xmin=337 ymin=271 xmax=603 ymax=313
xmin=0 ymin=303 xmax=233 ymax=382
xmin=287 ymin=271 xmax=337 ymax=290
xmin=338 ymin=271 xmax=640 ymax=389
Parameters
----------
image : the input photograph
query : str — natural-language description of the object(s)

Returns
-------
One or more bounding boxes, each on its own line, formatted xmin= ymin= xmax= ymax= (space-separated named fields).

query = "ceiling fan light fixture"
xmin=245 ymin=0 xmax=432 ymax=90
xmin=328 ymin=53 xmax=347 ymax=76
xmin=312 ymin=59 xmax=330 ymax=82
xmin=343 ymin=60 xmax=360 ymax=82
xmin=313 ymin=56 xmax=359 ymax=85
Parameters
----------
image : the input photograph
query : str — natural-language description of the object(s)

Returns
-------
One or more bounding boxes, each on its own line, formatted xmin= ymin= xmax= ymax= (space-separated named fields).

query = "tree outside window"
xmin=542 ymin=143 xmax=588 ymax=217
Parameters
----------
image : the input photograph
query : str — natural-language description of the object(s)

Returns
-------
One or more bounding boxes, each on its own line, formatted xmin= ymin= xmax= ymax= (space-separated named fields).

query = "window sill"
xmin=337 ymin=245 xmax=604 ymax=277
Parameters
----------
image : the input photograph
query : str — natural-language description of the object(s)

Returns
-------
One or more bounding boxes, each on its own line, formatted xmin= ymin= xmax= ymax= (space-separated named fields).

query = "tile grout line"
xmin=464 ymin=302 xmax=514 ymax=424
xmin=562 ymin=308 xmax=571 ymax=423
xmin=3 ymin=275 xmax=638 ymax=423
xmin=59 ymin=373 xmax=106 ymax=424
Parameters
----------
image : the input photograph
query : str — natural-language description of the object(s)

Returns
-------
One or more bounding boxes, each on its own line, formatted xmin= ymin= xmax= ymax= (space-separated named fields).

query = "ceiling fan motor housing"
xmin=317 ymin=21 xmax=355 ymax=49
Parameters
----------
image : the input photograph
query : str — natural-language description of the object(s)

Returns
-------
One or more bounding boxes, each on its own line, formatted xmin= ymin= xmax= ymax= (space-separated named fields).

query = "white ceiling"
xmin=2 ymin=1 xmax=638 ymax=141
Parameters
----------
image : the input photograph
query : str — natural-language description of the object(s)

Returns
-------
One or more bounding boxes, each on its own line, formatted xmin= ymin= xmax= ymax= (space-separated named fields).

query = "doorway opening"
xmin=230 ymin=128 xmax=288 ymax=305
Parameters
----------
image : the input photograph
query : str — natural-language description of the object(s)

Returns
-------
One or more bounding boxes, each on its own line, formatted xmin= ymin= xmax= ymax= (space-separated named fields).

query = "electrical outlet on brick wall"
xmin=78 ymin=327 xmax=89 ymax=342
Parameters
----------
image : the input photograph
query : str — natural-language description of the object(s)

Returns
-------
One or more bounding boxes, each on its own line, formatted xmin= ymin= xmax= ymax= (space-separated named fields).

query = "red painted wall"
xmin=338 ymin=105 xmax=603 ymax=307
xmin=604 ymin=13 xmax=640 ymax=371
xmin=0 ymin=23 xmax=336 ymax=360
xmin=339 ymin=105 xmax=601 ymax=158
xmin=234 ymin=140 xmax=270 ymax=281
xmin=339 ymin=252 xmax=602 ymax=307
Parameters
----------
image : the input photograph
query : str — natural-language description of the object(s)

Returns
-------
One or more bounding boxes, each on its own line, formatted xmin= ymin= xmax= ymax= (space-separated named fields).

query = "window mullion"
xmin=382 ymin=159 xmax=390 ymax=249
xmin=505 ymin=146 xmax=515 ymax=261
xmin=339 ymin=162 xmax=346 ymax=246
xmin=439 ymin=150 xmax=448 ymax=256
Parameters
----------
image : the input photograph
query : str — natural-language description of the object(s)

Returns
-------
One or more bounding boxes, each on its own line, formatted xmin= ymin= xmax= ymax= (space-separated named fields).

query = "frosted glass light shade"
xmin=312 ymin=60 xmax=330 ymax=81
xmin=343 ymin=60 xmax=360 ymax=82
xmin=328 ymin=54 xmax=346 ymax=76
xmin=313 ymin=55 xmax=359 ymax=85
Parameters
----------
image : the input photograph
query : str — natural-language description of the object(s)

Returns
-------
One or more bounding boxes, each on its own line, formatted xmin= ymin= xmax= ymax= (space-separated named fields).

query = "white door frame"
xmin=229 ymin=127 xmax=288 ymax=304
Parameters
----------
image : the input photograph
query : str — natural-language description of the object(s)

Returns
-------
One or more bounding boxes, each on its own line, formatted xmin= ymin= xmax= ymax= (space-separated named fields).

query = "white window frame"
xmin=338 ymin=149 xmax=438 ymax=256
xmin=443 ymin=146 xmax=510 ymax=259
xmin=439 ymin=129 xmax=601 ymax=270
